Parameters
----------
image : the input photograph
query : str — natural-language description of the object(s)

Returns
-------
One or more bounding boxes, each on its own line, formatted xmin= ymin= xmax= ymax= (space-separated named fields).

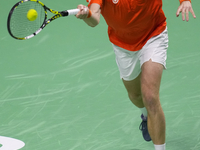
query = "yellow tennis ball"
xmin=27 ymin=9 xmax=38 ymax=21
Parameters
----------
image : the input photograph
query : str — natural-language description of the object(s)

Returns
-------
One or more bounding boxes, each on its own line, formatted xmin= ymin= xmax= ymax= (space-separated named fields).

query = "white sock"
xmin=140 ymin=107 xmax=148 ymax=118
xmin=154 ymin=143 xmax=166 ymax=150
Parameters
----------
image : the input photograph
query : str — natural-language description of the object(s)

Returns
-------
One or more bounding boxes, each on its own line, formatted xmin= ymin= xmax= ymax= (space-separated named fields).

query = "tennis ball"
xmin=27 ymin=9 xmax=38 ymax=21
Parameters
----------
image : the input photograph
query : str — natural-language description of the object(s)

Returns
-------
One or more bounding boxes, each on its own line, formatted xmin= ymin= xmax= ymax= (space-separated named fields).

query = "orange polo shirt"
xmin=87 ymin=0 xmax=168 ymax=51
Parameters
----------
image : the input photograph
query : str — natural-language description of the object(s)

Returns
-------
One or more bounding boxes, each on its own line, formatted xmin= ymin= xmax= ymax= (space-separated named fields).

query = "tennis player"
xmin=76 ymin=0 xmax=196 ymax=150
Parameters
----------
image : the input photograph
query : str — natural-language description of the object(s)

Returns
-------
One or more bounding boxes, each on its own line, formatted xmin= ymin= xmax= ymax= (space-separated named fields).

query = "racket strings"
xmin=9 ymin=1 xmax=46 ymax=38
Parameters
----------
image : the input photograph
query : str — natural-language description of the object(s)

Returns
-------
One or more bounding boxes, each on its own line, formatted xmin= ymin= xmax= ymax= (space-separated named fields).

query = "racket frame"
xmin=7 ymin=0 xmax=80 ymax=40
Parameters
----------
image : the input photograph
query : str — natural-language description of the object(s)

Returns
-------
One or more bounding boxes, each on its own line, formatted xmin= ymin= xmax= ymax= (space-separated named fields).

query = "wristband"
xmin=179 ymin=0 xmax=191 ymax=4
xmin=87 ymin=9 xmax=92 ymax=18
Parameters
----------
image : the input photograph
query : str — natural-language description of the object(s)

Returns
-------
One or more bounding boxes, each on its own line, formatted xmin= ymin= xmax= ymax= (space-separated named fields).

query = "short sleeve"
xmin=179 ymin=0 xmax=191 ymax=4
xmin=86 ymin=0 xmax=103 ymax=7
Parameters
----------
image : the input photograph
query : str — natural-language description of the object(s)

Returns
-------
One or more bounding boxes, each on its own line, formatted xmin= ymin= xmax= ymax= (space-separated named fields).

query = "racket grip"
xmin=67 ymin=8 xmax=87 ymax=16
xmin=68 ymin=9 xmax=80 ymax=16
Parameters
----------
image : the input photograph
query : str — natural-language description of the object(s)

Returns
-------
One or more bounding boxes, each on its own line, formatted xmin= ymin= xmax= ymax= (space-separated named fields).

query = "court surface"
xmin=0 ymin=0 xmax=200 ymax=150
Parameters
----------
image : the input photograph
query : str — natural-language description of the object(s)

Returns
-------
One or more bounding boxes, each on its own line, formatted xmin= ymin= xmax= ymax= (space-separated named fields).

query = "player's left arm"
xmin=176 ymin=0 xmax=196 ymax=21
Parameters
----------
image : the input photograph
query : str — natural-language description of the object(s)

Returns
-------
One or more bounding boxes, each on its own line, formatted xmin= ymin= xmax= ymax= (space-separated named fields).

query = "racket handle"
xmin=67 ymin=8 xmax=87 ymax=16
xmin=68 ymin=9 xmax=80 ymax=15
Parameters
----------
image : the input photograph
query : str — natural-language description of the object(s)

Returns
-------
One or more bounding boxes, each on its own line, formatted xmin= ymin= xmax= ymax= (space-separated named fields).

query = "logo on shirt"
xmin=112 ymin=0 xmax=119 ymax=4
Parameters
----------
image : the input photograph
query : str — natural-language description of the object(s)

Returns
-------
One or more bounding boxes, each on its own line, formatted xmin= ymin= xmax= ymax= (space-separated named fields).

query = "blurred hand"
xmin=76 ymin=5 xmax=89 ymax=19
xmin=176 ymin=1 xmax=196 ymax=21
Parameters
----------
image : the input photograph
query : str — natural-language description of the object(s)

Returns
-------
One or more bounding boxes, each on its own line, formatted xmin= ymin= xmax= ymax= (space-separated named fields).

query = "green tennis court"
xmin=0 ymin=0 xmax=200 ymax=149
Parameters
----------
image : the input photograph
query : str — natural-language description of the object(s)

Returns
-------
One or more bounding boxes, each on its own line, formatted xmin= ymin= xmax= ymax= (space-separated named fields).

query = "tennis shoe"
xmin=139 ymin=114 xmax=151 ymax=142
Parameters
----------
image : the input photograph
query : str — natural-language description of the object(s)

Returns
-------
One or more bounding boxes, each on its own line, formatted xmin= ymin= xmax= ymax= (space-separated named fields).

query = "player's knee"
xmin=128 ymin=92 xmax=142 ymax=102
xmin=142 ymin=93 xmax=160 ymax=115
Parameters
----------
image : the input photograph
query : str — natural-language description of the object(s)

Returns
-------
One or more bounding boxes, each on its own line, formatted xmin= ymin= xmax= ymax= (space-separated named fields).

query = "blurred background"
xmin=0 ymin=0 xmax=200 ymax=149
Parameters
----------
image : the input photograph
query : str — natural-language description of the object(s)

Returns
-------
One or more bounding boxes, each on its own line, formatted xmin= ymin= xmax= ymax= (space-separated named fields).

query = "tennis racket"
xmin=7 ymin=0 xmax=82 ymax=40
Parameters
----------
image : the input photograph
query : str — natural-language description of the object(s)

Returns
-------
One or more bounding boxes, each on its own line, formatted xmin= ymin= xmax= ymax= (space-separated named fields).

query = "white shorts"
xmin=112 ymin=27 xmax=168 ymax=81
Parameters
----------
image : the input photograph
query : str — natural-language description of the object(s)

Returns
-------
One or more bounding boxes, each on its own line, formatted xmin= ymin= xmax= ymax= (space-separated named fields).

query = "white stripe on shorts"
xmin=112 ymin=27 xmax=169 ymax=81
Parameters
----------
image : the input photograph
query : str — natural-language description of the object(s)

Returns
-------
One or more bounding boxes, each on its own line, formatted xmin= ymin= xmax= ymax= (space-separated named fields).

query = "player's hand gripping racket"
xmin=7 ymin=0 xmax=82 ymax=40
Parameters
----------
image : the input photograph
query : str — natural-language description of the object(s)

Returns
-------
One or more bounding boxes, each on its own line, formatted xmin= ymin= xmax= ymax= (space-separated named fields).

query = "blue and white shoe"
xmin=139 ymin=114 xmax=151 ymax=142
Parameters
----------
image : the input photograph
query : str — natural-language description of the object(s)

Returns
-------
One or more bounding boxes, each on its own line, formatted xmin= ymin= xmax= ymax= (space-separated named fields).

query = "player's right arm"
xmin=76 ymin=3 xmax=101 ymax=27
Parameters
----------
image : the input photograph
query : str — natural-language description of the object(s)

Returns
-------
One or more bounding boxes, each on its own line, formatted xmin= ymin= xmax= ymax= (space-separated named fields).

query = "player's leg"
xmin=112 ymin=43 xmax=151 ymax=142
xmin=122 ymin=74 xmax=151 ymax=142
xmin=122 ymin=73 xmax=144 ymax=108
xmin=139 ymin=27 xmax=168 ymax=148
xmin=141 ymin=59 xmax=166 ymax=145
